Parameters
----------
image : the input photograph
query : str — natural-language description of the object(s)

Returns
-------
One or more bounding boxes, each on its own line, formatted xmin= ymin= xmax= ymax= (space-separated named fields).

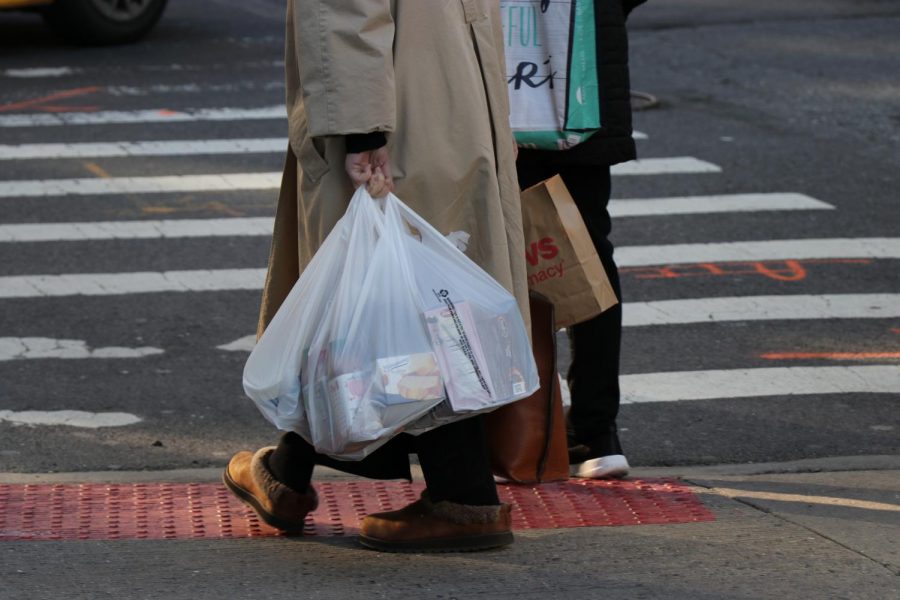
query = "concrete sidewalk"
xmin=2 ymin=456 xmax=898 ymax=600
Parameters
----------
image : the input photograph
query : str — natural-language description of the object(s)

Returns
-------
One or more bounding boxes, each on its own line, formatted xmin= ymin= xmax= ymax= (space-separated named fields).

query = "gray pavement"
xmin=2 ymin=458 xmax=898 ymax=599
xmin=1 ymin=0 xmax=898 ymax=473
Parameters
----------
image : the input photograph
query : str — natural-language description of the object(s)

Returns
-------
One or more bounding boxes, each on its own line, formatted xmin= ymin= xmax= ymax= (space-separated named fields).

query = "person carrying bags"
xmin=223 ymin=0 xmax=533 ymax=553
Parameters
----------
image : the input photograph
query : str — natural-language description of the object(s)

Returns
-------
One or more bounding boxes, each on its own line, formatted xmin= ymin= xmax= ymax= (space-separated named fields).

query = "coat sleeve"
xmin=290 ymin=0 xmax=396 ymax=137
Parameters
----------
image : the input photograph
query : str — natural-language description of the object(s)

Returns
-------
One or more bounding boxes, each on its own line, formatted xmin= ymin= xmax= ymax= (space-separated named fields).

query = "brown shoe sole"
xmin=358 ymin=531 xmax=514 ymax=553
xmin=222 ymin=468 xmax=306 ymax=534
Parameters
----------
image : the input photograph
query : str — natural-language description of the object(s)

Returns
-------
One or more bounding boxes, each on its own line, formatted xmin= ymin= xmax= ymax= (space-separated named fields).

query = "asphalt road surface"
xmin=0 ymin=0 xmax=897 ymax=473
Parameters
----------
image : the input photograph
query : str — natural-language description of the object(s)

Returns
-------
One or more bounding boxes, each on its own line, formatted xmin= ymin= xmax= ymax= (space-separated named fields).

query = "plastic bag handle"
xmin=381 ymin=192 xmax=426 ymax=309
xmin=383 ymin=193 xmax=512 ymax=294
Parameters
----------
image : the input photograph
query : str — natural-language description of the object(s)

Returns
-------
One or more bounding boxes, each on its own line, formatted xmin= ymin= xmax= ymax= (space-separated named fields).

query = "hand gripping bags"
xmin=243 ymin=188 xmax=539 ymax=459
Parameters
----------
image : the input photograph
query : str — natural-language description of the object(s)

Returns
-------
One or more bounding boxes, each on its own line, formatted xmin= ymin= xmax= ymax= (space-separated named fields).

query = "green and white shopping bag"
xmin=501 ymin=0 xmax=601 ymax=150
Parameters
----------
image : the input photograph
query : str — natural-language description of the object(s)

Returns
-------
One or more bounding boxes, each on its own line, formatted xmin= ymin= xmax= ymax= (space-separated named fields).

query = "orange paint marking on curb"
xmin=157 ymin=109 xmax=181 ymax=116
xmin=761 ymin=352 xmax=900 ymax=361
xmin=0 ymin=86 xmax=101 ymax=113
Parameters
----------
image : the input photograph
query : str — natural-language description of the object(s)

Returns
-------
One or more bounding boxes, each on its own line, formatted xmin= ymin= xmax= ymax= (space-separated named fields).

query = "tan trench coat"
xmin=258 ymin=0 xmax=529 ymax=336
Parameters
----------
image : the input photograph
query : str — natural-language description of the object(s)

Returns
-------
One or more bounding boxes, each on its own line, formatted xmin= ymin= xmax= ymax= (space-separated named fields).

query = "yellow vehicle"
xmin=0 ymin=0 xmax=167 ymax=45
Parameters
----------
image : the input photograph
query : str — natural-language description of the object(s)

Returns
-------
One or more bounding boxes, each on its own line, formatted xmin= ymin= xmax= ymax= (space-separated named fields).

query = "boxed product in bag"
xmin=323 ymin=351 xmax=445 ymax=446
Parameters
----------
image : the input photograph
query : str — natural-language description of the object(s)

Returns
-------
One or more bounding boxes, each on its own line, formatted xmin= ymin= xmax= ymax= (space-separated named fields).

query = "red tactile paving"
xmin=0 ymin=478 xmax=714 ymax=541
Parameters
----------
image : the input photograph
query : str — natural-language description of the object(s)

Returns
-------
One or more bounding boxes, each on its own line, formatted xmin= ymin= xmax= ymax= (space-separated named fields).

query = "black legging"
xmin=516 ymin=154 xmax=622 ymax=446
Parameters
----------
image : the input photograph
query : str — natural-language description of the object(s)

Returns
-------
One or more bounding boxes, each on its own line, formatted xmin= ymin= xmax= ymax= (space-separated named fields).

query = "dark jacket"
xmin=519 ymin=0 xmax=646 ymax=167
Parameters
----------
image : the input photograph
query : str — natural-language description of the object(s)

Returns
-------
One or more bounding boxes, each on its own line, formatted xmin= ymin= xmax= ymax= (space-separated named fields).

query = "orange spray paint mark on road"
xmin=83 ymin=162 xmax=111 ymax=178
xmin=622 ymin=259 xmax=872 ymax=282
xmin=753 ymin=259 xmax=806 ymax=281
xmin=761 ymin=352 xmax=900 ymax=361
xmin=0 ymin=86 xmax=101 ymax=113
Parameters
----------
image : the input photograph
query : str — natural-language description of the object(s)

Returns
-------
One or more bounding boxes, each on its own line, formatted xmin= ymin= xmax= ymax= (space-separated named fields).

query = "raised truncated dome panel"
xmin=0 ymin=478 xmax=715 ymax=541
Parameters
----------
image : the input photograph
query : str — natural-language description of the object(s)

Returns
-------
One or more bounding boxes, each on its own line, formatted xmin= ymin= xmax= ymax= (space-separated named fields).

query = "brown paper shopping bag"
xmin=521 ymin=175 xmax=618 ymax=328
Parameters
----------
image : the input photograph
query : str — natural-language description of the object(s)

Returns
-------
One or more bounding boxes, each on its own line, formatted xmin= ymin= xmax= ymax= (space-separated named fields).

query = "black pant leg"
xmin=414 ymin=415 xmax=500 ymax=506
xmin=269 ymin=420 xmax=499 ymax=506
xmin=268 ymin=431 xmax=414 ymax=492
xmin=555 ymin=165 xmax=623 ymax=445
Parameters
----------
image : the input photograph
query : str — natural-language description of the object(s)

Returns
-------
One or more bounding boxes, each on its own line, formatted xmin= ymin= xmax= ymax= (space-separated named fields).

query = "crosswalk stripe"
xmin=0 ymin=135 xmax=655 ymax=161
xmin=0 ymin=194 xmax=832 ymax=242
xmin=608 ymin=193 xmax=833 ymax=217
xmin=0 ymin=173 xmax=282 ymax=198
xmin=0 ymin=106 xmax=285 ymax=128
xmin=0 ymin=410 xmax=141 ymax=428
xmin=218 ymin=293 xmax=900 ymax=352
xmin=2 ymin=239 xmax=898 ymax=298
xmin=0 ymin=217 xmax=274 ymax=242
xmin=217 ymin=335 xmax=256 ymax=352
xmin=624 ymin=294 xmax=900 ymax=326
xmin=616 ymin=238 xmax=900 ymax=266
xmin=611 ymin=157 xmax=721 ymax=176
xmin=0 ymin=337 xmax=163 ymax=361
xmin=0 ymin=158 xmax=719 ymax=198
xmin=0 ymin=269 xmax=265 ymax=298
xmin=0 ymin=139 xmax=286 ymax=160
xmin=2 ymin=67 xmax=77 ymax=78
xmin=620 ymin=365 xmax=900 ymax=403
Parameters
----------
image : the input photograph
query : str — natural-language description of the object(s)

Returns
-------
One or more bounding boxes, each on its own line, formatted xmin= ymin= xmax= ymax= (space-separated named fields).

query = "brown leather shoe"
xmin=359 ymin=491 xmax=513 ymax=552
xmin=223 ymin=446 xmax=318 ymax=533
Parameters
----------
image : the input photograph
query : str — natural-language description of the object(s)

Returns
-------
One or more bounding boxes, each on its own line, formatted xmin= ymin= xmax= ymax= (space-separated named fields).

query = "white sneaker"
xmin=573 ymin=454 xmax=630 ymax=479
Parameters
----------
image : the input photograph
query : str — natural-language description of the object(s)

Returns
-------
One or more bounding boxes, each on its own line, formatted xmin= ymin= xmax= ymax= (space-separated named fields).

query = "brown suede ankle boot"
xmin=359 ymin=491 xmax=513 ymax=552
xmin=223 ymin=446 xmax=318 ymax=533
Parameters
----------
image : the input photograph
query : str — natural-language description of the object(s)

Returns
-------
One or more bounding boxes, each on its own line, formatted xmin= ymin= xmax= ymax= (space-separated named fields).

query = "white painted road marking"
xmin=0 ymin=105 xmax=285 ymax=128
xmin=3 ymin=239 xmax=899 ymax=298
xmin=0 ymin=193 xmax=831 ymax=242
xmin=0 ymin=173 xmax=282 ymax=198
xmin=0 ymin=337 xmax=163 ymax=361
xmin=608 ymin=193 xmax=834 ymax=218
xmin=217 ymin=335 xmax=256 ymax=352
xmin=2 ymin=67 xmax=77 ymax=78
xmin=611 ymin=157 xmax=721 ymax=176
xmin=620 ymin=365 xmax=900 ymax=403
xmin=0 ymin=410 xmax=141 ymax=428
xmin=616 ymin=238 xmax=900 ymax=267
xmin=0 ymin=217 xmax=274 ymax=242
xmin=632 ymin=131 xmax=648 ymax=140
xmin=0 ymin=269 xmax=266 ymax=298
xmin=0 ymin=138 xmax=286 ymax=160
xmin=219 ymin=293 xmax=900 ymax=351
xmin=0 ymin=134 xmax=646 ymax=161
xmin=0 ymin=160 xmax=717 ymax=197
xmin=624 ymin=294 xmax=900 ymax=327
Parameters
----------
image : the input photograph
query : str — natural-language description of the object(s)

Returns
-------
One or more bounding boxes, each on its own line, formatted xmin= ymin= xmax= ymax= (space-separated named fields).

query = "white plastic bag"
xmin=243 ymin=188 xmax=539 ymax=459
xmin=301 ymin=191 xmax=446 ymax=457
xmin=382 ymin=195 xmax=539 ymax=432
xmin=242 ymin=191 xmax=369 ymax=442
